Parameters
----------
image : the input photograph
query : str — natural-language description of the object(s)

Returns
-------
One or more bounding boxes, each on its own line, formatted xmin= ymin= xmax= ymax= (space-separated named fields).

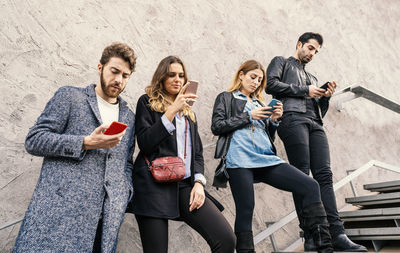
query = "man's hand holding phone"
xmin=83 ymin=122 xmax=127 ymax=150
xmin=321 ymin=81 xmax=337 ymax=97
xmin=309 ymin=85 xmax=326 ymax=98
xmin=103 ymin=121 xmax=127 ymax=135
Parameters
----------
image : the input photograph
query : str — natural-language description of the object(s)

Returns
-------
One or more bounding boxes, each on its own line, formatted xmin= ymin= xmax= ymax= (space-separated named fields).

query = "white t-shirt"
xmin=96 ymin=93 xmax=119 ymax=126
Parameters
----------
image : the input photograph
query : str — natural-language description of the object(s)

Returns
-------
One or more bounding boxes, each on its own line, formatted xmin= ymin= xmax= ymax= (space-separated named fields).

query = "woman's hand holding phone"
xmin=184 ymin=80 xmax=199 ymax=106
xmin=164 ymin=82 xmax=197 ymax=122
xmin=250 ymin=107 xmax=272 ymax=120
xmin=270 ymin=102 xmax=283 ymax=122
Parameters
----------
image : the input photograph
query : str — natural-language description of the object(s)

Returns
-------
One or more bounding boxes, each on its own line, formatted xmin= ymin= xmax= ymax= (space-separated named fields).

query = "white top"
xmin=96 ymin=93 xmax=119 ymax=126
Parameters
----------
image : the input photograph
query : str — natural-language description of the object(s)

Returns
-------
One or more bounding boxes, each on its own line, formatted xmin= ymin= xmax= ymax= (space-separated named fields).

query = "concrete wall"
xmin=1 ymin=0 xmax=399 ymax=252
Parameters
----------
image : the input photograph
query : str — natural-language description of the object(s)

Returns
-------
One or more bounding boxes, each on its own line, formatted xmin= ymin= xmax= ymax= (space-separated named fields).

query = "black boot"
xmin=235 ymin=231 xmax=256 ymax=253
xmin=299 ymin=214 xmax=317 ymax=252
xmin=332 ymin=233 xmax=368 ymax=252
xmin=298 ymin=215 xmax=316 ymax=252
xmin=303 ymin=230 xmax=317 ymax=252
xmin=302 ymin=202 xmax=333 ymax=253
xmin=304 ymin=226 xmax=368 ymax=252
xmin=330 ymin=224 xmax=367 ymax=252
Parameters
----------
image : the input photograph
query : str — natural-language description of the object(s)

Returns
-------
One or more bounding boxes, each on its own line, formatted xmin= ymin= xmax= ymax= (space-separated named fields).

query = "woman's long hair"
xmin=227 ymin=60 xmax=266 ymax=102
xmin=145 ymin=56 xmax=196 ymax=122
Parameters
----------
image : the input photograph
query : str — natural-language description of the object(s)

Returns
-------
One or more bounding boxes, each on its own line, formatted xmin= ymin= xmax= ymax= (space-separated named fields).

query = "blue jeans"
xmin=277 ymin=113 xmax=344 ymax=235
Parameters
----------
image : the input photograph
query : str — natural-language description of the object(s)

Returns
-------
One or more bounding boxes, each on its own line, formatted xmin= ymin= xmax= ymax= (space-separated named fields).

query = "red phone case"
xmin=103 ymin=121 xmax=128 ymax=135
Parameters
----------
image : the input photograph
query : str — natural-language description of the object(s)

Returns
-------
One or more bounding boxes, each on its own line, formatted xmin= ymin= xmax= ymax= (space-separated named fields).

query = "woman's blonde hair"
xmin=145 ymin=56 xmax=196 ymax=122
xmin=227 ymin=60 xmax=266 ymax=102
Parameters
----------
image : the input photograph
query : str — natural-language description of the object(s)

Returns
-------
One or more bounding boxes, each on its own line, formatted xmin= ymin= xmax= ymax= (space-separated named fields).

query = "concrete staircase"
xmin=274 ymin=180 xmax=400 ymax=253
xmin=339 ymin=180 xmax=400 ymax=252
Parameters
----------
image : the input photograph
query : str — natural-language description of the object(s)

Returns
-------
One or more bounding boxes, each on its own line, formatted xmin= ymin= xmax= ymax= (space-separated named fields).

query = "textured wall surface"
xmin=1 ymin=1 xmax=400 ymax=252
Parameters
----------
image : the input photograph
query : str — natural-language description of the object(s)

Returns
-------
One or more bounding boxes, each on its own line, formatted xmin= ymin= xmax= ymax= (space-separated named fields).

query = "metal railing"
xmin=334 ymin=85 xmax=400 ymax=113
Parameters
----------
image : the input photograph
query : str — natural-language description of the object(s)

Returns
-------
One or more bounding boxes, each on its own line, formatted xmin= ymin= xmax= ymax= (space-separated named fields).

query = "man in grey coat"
xmin=13 ymin=42 xmax=137 ymax=253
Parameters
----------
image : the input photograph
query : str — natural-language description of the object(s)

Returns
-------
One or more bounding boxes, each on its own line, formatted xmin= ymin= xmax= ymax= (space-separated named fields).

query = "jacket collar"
xmin=84 ymin=83 xmax=130 ymax=124
xmin=233 ymin=90 xmax=263 ymax=105
xmin=289 ymin=56 xmax=306 ymax=69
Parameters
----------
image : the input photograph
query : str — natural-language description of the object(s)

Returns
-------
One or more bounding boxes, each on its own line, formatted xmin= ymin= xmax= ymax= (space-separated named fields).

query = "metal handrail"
xmin=334 ymin=85 xmax=400 ymax=113
xmin=253 ymin=160 xmax=400 ymax=251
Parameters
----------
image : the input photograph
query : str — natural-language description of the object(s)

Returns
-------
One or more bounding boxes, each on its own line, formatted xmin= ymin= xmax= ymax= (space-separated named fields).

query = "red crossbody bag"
xmin=145 ymin=118 xmax=188 ymax=183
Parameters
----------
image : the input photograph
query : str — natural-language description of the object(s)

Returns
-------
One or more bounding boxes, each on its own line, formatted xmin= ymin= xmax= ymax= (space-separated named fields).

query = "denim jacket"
xmin=211 ymin=91 xmax=277 ymax=159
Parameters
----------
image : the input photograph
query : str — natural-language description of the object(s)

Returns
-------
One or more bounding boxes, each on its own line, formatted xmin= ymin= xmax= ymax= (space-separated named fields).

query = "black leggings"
xmin=135 ymin=181 xmax=235 ymax=253
xmin=228 ymin=163 xmax=321 ymax=232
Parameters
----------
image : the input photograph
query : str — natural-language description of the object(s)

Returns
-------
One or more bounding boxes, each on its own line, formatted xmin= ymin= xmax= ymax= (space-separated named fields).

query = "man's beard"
xmin=300 ymin=58 xmax=310 ymax=65
xmin=100 ymin=70 xmax=124 ymax=99
xmin=299 ymin=47 xmax=312 ymax=65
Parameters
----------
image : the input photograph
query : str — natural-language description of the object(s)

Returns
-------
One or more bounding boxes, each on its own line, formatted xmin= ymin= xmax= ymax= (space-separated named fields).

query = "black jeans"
xmin=135 ymin=179 xmax=235 ymax=253
xmin=277 ymin=113 xmax=343 ymax=234
xmin=227 ymin=163 xmax=321 ymax=233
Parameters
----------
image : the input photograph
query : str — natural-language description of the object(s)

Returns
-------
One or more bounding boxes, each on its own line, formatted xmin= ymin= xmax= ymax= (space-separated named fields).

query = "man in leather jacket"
xmin=266 ymin=32 xmax=367 ymax=252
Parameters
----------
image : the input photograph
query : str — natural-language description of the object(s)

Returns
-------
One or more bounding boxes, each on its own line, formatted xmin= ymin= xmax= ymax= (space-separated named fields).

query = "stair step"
xmin=364 ymin=180 xmax=400 ymax=193
xmin=340 ymin=207 xmax=400 ymax=221
xmin=346 ymin=227 xmax=400 ymax=240
xmin=345 ymin=192 xmax=400 ymax=206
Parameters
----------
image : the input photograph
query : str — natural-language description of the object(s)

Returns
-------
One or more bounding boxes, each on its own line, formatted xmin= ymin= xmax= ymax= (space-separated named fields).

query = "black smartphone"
xmin=320 ymin=82 xmax=330 ymax=90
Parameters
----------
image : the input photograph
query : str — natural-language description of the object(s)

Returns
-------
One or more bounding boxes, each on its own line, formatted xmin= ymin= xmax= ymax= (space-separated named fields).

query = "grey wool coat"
xmin=13 ymin=84 xmax=135 ymax=253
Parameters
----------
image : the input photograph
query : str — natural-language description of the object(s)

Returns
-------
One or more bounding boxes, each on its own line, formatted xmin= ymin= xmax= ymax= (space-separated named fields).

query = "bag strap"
xmin=144 ymin=156 xmax=150 ymax=166
xmin=145 ymin=116 xmax=189 ymax=166
xmin=183 ymin=117 xmax=188 ymax=159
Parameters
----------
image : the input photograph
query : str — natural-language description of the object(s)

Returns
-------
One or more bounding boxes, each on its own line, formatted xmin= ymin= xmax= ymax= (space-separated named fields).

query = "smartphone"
xmin=103 ymin=121 xmax=127 ymax=135
xmin=320 ymin=82 xmax=330 ymax=90
xmin=184 ymin=80 xmax=199 ymax=106
xmin=266 ymin=99 xmax=281 ymax=112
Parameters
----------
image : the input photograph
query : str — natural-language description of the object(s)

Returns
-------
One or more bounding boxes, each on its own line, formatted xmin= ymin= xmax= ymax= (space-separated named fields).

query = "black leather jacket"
xmin=211 ymin=91 xmax=277 ymax=159
xmin=266 ymin=56 xmax=330 ymax=118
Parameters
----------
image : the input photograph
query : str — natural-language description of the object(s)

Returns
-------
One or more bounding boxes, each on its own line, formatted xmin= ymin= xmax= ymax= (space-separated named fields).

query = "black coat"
xmin=266 ymin=56 xmax=330 ymax=118
xmin=127 ymin=94 xmax=222 ymax=218
xmin=211 ymin=91 xmax=278 ymax=159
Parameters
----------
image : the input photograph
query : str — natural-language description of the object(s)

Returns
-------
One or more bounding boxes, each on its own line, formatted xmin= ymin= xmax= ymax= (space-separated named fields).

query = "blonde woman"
xmin=211 ymin=60 xmax=333 ymax=253
xmin=127 ymin=56 xmax=235 ymax=253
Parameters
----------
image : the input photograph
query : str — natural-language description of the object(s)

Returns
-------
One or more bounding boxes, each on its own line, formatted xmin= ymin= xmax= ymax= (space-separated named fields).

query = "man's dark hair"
xmin=297 ymin=32 xmax=323 ymax=48
xmin=100 ymin=42 xmax=137 ymax=73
